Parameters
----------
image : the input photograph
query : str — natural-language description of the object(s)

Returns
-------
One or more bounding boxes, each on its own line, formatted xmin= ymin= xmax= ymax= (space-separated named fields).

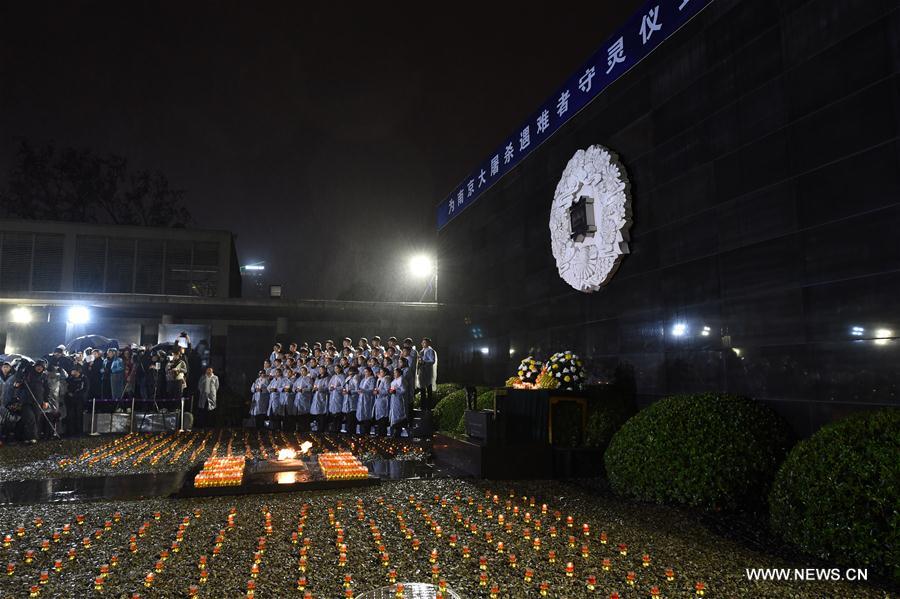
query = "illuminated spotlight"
xmin=242 ymin=264 xmax=265 ymax=271
xmin=732 ymin=348 xmax=742 ymax=357
xmin=874 ymin=328 xmax=893 ymax=346
xmin=509 ymin=348 xmax=516 ymax=356
xmin=10 ymin=307 xmax=32 ymax=324
xmin=480 ymin=347 xmax=490 ymax=355
xmin=671 ymin=323 xmax=687 ymax=337
xmin=67 ymin=306 xmax=90 ymax=325
xmin=701 ymin=325 xmax=711 ymax=337
xmin=850 ymin=326 xmax=865 ymax=336
xmin=409 ymin=255 xmax=435 ymax=278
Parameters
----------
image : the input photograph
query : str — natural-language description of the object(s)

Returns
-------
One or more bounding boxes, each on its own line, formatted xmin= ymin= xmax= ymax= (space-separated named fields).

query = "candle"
xmin=665 ymin=567 xmax=675 ymax=581
xmin=479 ymin=572 xmax=488 ymax=587
xmin=199 ymin=569 xmax=209 ymax=583
xmin=566 ymin=561 xmax=575 ymax=577
xmin=524 ymin=567 xmax=534 ymax=582
xmin=490 ymin=584 xmax=500 ymax=599
xmin=479 ymin=556 xmax=488 ymax=571
xmin=25 ymin=550 xmax=35 ymax=563
xmin=586 ymin=574 xmax=597 ymax=591
xmin=6 ymin=562 xmax=15 ymax=576
xmin=508 ymin=553 xmax=517 ymax=568
xmin=3 ymin=535 xmax=12 ymax=547
xmin=568 ymin=535 xmax=576 ymax=548
xmin=626 ymin=571 xmax=636 ymax=586
xmin=600 ymin=531 xmax=608 ymax=544
xmin=583 ymin=523 xmax=590 ymax=537
xmin=618 ymin=543 xmax=628 ymax=556
xmin=581 ymin=544 xmax=590 ymax=558
xmin=695 ymin=582 xmax=706 ymax=596
xmin=29 ymin=585 xmax=40 ymax=597
xmin=53 ymin=559 xmax=62 ymax=572
xmin=651 ymin=587 xmax=661 ymax=598
xmin=296 ymin=577 xmax=307 ymax=591
xmin=642 ymin=553 xmax=651 ymax=567
xmin=431 ymin=564 xmax=440 ymax=579
xmin=144 ymin=572 xmax=155 ymax=587
xmin=429 ymin=548 xmax=438 ymax=563
xmin=602 ymin=558 xmax=611 ymax=571
xmin=93 ymin=575 xmax=104 ymax=590
xmin=539 ymin=581 xmax=550 ymax=596
xmin=388 ymin=569 xmax=397 ymax=583
xmin=548 ymin=550 xmax=557 ymax=563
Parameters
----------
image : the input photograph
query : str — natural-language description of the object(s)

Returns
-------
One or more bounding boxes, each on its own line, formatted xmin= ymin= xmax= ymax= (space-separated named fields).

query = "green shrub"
xmin=434 ymin=383 xmax=463 ymax=403
xmin=769 ymin=409 xmax=900 ymax=581
xmin=604 ymin=393 xmax=791 ymax=511
xmin=433 ymin=389 xmax=467 ymax=433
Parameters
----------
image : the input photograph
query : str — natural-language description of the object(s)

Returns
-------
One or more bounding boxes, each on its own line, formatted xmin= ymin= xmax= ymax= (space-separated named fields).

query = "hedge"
xmin=769 ymin=409 xmax=900 ymax=581
xmin=604 ymin=393 xmax=791 ymax=511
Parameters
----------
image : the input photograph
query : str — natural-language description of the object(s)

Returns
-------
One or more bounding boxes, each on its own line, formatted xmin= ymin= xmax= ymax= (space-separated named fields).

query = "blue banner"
xmin=437 ymin=0 xmax=713 ymax=230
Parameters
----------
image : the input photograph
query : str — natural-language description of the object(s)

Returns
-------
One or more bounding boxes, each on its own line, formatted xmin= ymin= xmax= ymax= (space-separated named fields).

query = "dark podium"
xmin=433 ymin=388 xmax=598 ymax=479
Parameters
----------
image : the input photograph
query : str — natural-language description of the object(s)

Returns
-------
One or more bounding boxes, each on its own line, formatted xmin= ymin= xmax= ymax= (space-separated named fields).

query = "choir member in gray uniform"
xmin=373 ymin=370 xmax=391 ymax=436
xmin=250 ymin=371 xmax=269 ymax=429
xmin=292 ymin=366 xmax=313 ymax=432
xmin=356 ymin=367 xmax=376 ymax=435
xmin=266 ymin=368 xmax=290 ymax=430
xmin=389 ymin=367 xmax=407 ymax=438
xmin=417 ymin=338 xmax=437 ymax=410
xmin=327 ymin=365 xmax=346 ymax=432
xmin=342 ymin=367 xmax=359 ymax=434
xmin=311 ymin=365 xmax=330 ymax=432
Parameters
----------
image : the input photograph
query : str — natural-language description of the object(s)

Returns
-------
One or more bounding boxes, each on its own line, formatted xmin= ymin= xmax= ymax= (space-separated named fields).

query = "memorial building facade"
xmin=436 ymin=0 xmax=900 ymax=436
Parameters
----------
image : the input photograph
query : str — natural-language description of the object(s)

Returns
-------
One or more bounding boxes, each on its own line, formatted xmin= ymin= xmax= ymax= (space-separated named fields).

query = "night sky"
xmin=0 ymin=0 xmax=643 ymax=300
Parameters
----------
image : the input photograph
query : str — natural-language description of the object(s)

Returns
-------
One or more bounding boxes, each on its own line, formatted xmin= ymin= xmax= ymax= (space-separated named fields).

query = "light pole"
xmin=409 ymin=254 xmax=437 ymax=303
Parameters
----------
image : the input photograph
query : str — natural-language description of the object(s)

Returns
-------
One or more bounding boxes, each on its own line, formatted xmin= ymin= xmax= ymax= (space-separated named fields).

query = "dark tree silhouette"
xmin=0 ymin=140 xmax=194 ymax=227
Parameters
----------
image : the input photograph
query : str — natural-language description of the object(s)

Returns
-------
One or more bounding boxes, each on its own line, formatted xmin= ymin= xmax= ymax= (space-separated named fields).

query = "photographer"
xmin=13 ymin=359 xmax=50 ymax=444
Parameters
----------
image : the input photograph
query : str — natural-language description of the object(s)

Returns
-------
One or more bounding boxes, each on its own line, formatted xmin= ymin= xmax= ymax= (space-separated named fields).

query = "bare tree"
xmin=1 ymin=140 xmax=194 ymax=227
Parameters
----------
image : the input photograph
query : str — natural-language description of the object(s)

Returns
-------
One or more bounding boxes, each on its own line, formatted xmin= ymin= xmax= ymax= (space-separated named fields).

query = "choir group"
xmin=249 ymin=336 xmax=436 ymax=438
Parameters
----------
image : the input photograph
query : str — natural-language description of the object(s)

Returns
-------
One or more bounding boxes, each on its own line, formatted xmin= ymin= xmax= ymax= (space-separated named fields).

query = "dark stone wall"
xmin=436 ymin=0 xmax=900 ymax=436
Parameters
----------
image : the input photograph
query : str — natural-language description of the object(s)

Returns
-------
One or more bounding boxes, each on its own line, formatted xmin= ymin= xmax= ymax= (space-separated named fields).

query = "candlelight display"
xmin=318 ymin=452 xmax=368 ymax=480
xmin=194 ymin=456 xmax=245 ymax=488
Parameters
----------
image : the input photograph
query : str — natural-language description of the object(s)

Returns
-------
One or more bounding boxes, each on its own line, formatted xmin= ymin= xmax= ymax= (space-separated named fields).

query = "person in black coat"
xmin=14 ymin=360 xmax=50 ymax=444
xmin=63 ymin=366 xmax=88 ymax=437
xmin=86 ymin=349 xmax=103 ymax=401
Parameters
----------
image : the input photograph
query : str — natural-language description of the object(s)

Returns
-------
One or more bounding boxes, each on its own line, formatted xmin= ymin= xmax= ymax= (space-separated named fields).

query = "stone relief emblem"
xmin=549 ymin=145 xmax=632 ymax=292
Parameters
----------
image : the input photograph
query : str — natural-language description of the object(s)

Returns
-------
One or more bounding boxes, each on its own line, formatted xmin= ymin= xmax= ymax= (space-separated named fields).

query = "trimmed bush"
xmin=433 ymin=389 xmax=467 ymax=433
xmin=584 ymin=395 xmax=635 ymax=450
xmin=433 ymin=383 xmax=463 ymax=404
xmin=604 ymin=393 xmax=791 ymax=510
xmin=769 ymin=409 xmax=900 ymax=581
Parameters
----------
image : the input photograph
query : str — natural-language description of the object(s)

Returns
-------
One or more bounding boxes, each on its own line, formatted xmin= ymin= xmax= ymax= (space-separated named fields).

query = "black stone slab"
xmin=0 ymin=472 xmax=186 ymax=506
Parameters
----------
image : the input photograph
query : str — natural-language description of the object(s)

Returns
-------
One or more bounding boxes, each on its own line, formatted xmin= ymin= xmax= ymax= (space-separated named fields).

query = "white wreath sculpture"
xmin=549 ymin=145 xmax=632 ymax=292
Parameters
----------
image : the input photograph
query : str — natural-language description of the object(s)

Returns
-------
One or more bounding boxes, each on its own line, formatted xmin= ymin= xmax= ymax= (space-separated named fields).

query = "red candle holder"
xmin=524 ymin=567 xmax=534 ymax=582
xmin=508 ymin=553 xmax=518 ymax=568
xmin=586 ymin=574 xmax=597 ymax=591
xmin=626 ymin=571 xmax=636 ymax=586
xmin=539 ymin=581 xmax=550 ymax=596
xmin=651 ymin=586 xmax=661 ymax=598
xmin=665 ymin=567 xmax=675 ymax=581
xmin=618 ymin=543 xmax=628 ymax=556
xmin=6 ymin=562 xmax=15 ymax=576
xmin=642 ymin=553 xmax=651 ymax=567
xmin=566 ymin=561 xmax=575 ymax=577
xmin=695 ymin=582 xmax=706 ymax=596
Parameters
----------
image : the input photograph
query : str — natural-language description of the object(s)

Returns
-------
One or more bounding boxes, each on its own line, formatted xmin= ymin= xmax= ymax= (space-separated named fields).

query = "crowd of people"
xmin=0 ymin=331 xmax=218 ymax=445
xmin=249 ymin=336 xmax=436 ymax=438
